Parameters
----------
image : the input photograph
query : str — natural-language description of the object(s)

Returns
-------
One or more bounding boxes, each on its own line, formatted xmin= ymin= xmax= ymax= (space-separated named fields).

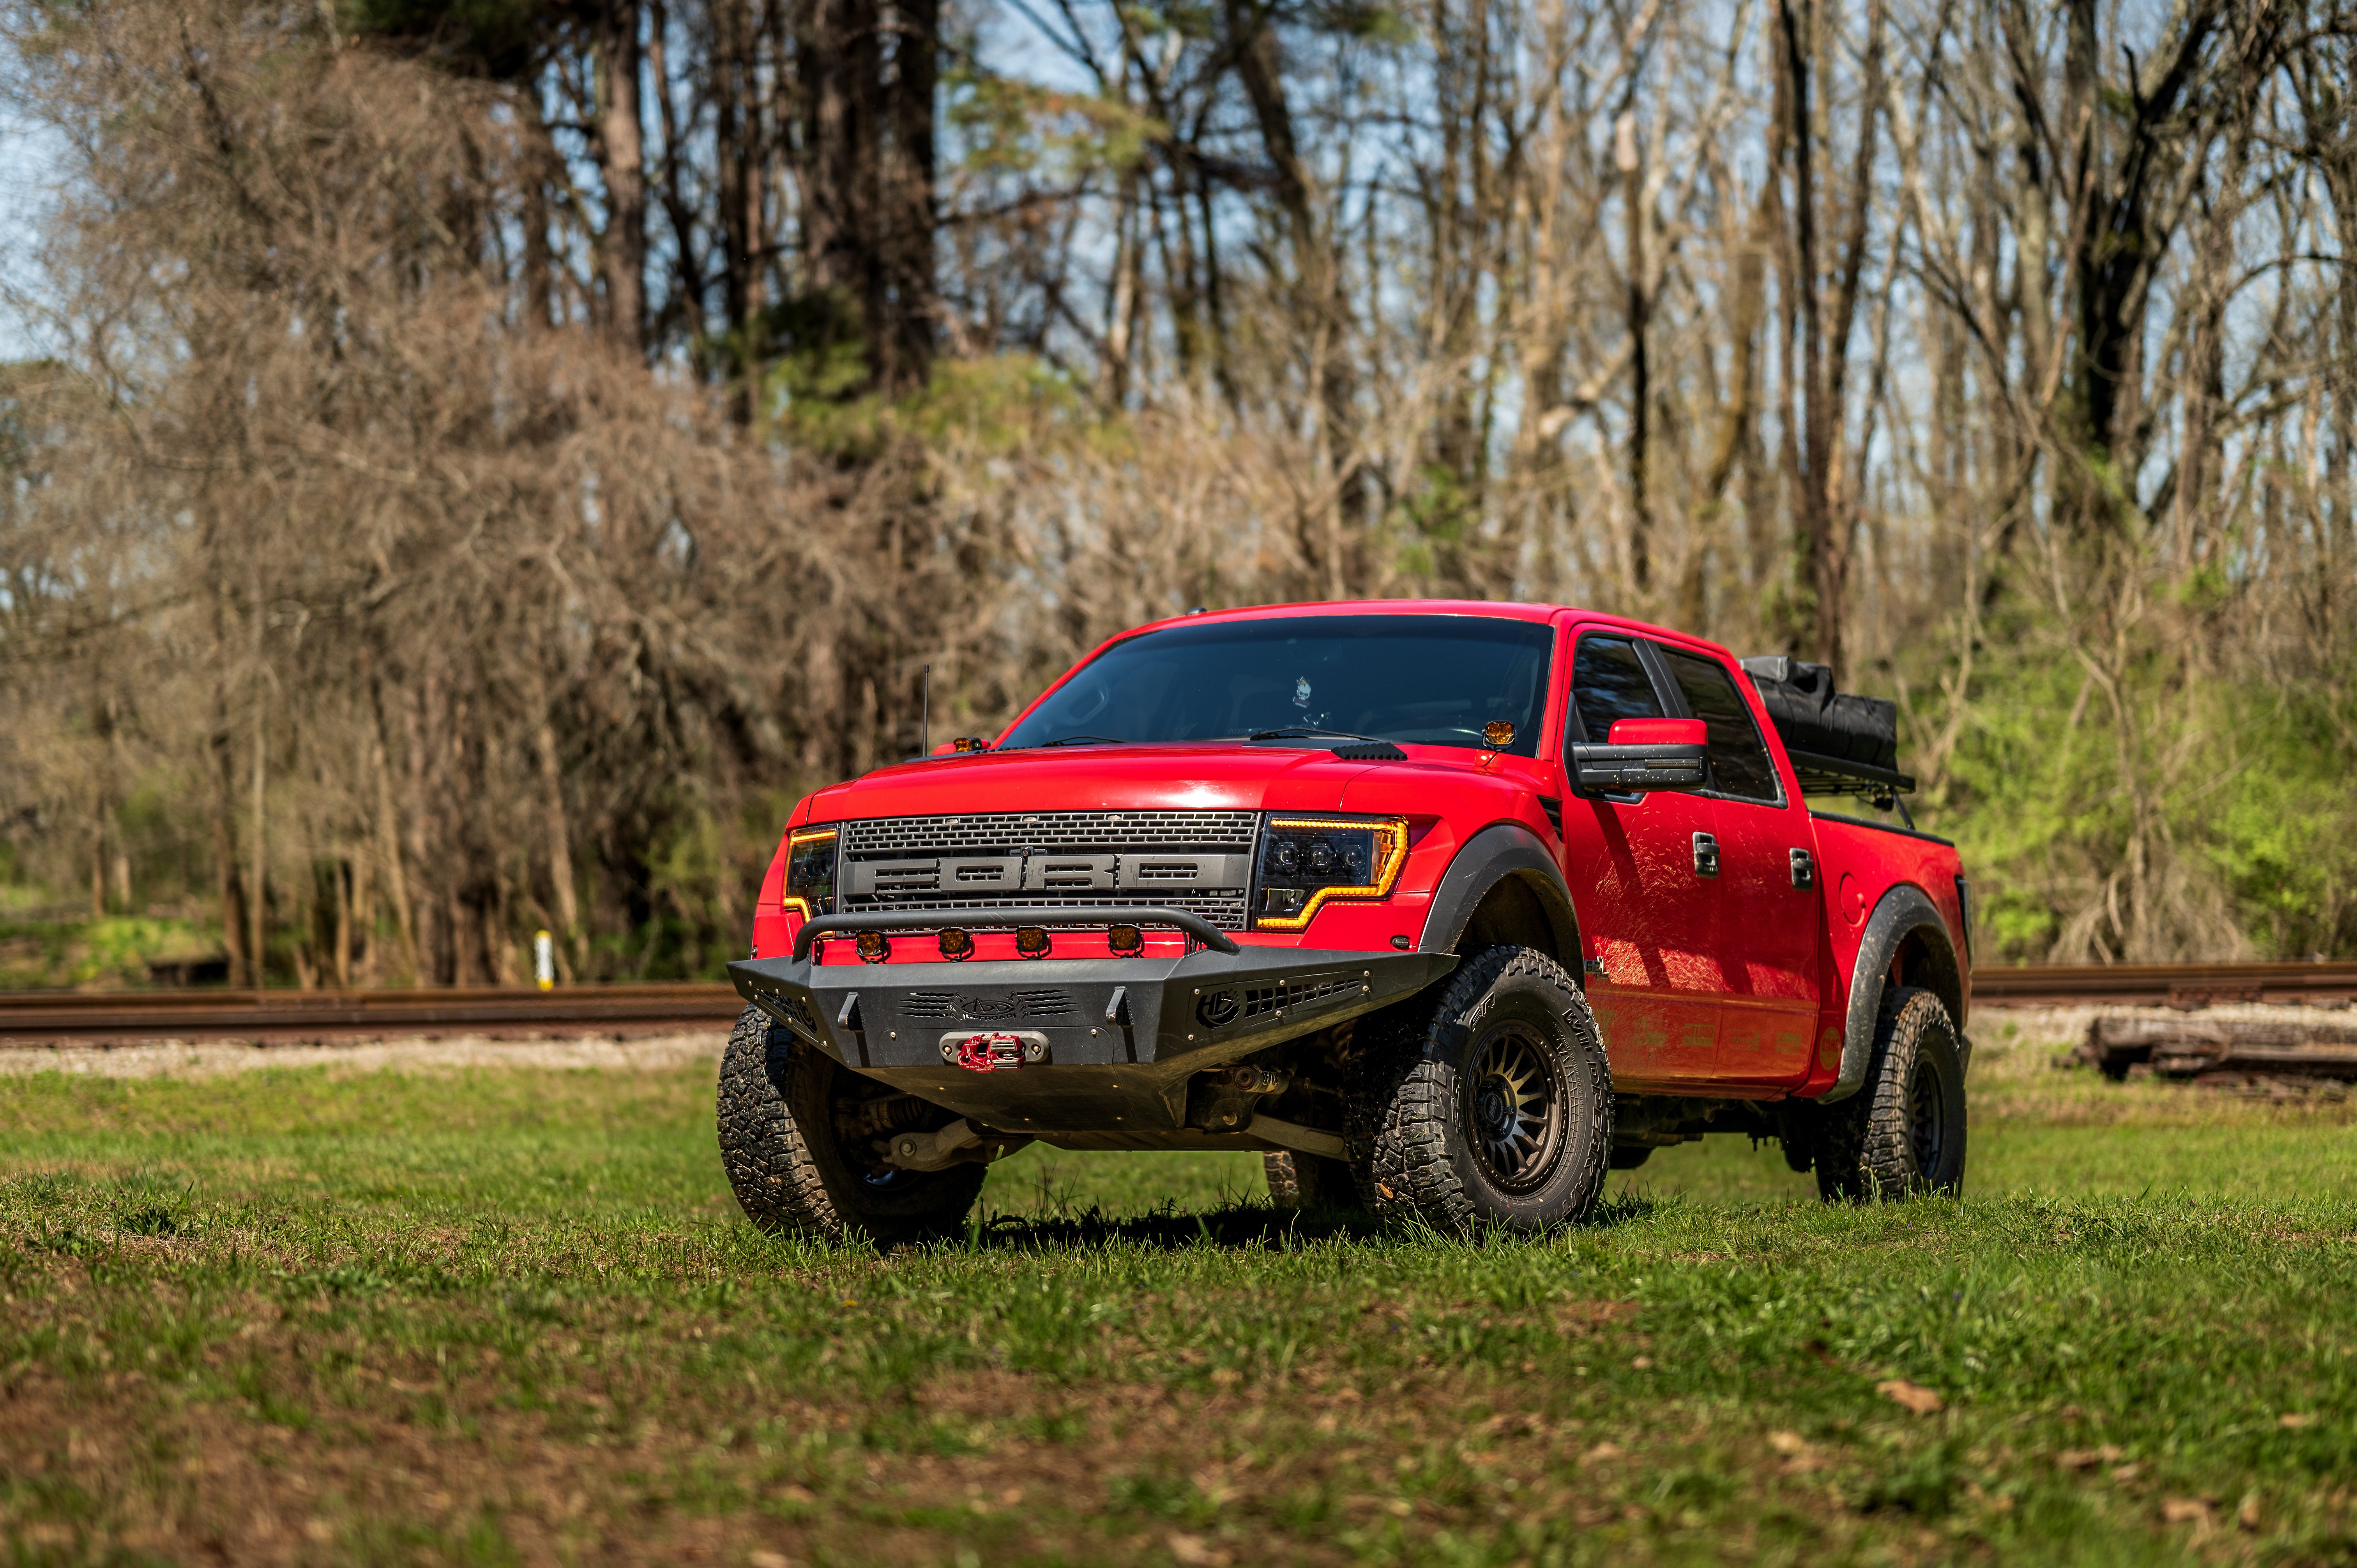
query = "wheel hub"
xmin=1464 ymin=1022 xmax=1567 ymax=1194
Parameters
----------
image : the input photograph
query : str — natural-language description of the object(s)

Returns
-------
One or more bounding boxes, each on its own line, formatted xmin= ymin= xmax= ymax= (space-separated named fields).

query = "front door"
xmin=1557 ymin=629 xmax=1724 ymax=1090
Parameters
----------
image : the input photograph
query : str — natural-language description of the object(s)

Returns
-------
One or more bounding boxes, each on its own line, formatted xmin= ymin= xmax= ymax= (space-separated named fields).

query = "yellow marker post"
xmin=534 ymin=929 xmax=555 ymax=991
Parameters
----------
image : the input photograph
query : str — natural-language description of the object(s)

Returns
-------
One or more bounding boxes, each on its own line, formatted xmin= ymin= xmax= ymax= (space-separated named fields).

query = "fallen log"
xmin=2078 ymin=1015 xmax=2357 ymax=1083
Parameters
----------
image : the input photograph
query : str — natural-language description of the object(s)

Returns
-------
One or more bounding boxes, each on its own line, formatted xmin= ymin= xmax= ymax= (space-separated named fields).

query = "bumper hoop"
xmin=791 ymin=906 xmax=1239 ymax=961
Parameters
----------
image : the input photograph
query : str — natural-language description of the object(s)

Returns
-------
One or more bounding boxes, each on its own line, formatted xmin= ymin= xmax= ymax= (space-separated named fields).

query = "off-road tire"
xmin=716 ymin=1007 xmax=985 ymax=1245
xmin=1349 ymin=945 xmax=1614 ymax=1231
xmin=1263 ymin=1150 xmax=1361 ymax=1213
xmin=1813 ymin=986 xmax=1967 ymax=1201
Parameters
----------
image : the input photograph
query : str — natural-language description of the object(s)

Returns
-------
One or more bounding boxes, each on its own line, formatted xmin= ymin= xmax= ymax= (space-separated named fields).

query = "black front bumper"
xmin=725 ymin=943 xmax=1454 ymax=1131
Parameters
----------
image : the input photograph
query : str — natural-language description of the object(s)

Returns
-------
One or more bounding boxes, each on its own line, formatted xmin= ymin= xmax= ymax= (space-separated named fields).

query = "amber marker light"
xmin=1106 ymin=924 xmax=1144 ymax=956
xmin=780 ymin=826 xmax=839 ymax=918
xmin=1015 ymin=926 xmax=1051 ymax=958
xmin=938 ymin=928 xmax=974 ymax=961
xmin=854 ymin=931 xmax=889 ymax=964
xmin=1254 ymin=816 xmax=1411 ymax=932
xmin=1483 ymin=719 xmax=1517 ymax=749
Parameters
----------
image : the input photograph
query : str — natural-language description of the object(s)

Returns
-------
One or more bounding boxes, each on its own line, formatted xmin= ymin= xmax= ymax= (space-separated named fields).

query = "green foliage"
xmin=2205 ymin=676 xmax=2357 ymax=959
xmin=0 ymin=914 xmax=221 ymax=989
xmin=945 ymin=73 xmax=1166 ymax=181
xmin=903 ymin=355 xmax=1087 ymax=455
xmin=760 ymin=338 xmax=1097 ymax=466
xmin=742 ymin=288 xmax=886 ymax=454
xmin=1926 ymin=578 xmax=2357 ymax=962
xmin=1391 ymin=464 xmax=1479 ymax=582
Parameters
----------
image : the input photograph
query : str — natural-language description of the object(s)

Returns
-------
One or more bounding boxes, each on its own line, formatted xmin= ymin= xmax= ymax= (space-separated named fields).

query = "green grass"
xmin=2 ymin=1039 xmax=2355 ymax=1565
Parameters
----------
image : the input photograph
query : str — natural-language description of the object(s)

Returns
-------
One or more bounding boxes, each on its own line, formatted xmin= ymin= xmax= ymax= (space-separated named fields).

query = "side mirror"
xmin=1570 ymin=717 xmax=1707 ymax=795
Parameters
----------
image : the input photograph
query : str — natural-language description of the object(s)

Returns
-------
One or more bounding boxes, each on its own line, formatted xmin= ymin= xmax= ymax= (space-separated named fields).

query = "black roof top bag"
xmin=1738 ymin=655 xmax=1910 ymax=792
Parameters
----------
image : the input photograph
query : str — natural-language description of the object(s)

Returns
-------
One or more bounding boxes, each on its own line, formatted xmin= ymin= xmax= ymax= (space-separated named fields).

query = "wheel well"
xmin=1456 ymin=873 xmax=1570 ymax=966
xmin=1889 ymin=923 xmax=1966 ymax=1029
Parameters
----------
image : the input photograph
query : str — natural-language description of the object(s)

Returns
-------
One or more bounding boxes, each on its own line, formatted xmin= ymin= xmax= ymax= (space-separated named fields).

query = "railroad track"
xmin=0 ymin=983 xmax=746 ymax=1046
xmin=1967 ymin=961 xmax=2357 ymax=1009
xmin=1 ymin=961 xmax=2352 ymax=1047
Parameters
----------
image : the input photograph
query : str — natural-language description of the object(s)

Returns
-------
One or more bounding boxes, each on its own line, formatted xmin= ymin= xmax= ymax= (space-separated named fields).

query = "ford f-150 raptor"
xmin=718 ymin=601 xmax=1974 ymax=1241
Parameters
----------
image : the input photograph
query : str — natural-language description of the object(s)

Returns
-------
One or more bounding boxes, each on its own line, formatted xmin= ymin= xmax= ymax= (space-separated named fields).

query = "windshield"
xmin=1000 ymin=614 xmax=1556 ymax=755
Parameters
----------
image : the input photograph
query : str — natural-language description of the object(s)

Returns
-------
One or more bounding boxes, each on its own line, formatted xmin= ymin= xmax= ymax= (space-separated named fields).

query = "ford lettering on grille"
xmin=838 ymin=810 xmax=1259 ymax=931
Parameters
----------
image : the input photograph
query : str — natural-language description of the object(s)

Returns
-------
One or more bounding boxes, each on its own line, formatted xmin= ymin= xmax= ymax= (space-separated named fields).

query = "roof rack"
xmin=1784 ymin=750 xmax=1917 ymax=798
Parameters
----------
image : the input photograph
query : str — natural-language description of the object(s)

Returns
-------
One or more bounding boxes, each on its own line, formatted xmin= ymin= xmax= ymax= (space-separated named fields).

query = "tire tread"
xmin=1350 ymin=946 xmax=1613 ymax=1231
xmin=715 ymin=1006 xmax=984 ymax=1244
xmin=1815 ymin=986 xmax=1966 ymax=1201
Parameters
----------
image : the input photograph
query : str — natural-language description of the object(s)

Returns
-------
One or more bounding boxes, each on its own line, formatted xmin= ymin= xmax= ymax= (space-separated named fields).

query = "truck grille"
xmin=837 ymin=810 xmax=1259 ymax=931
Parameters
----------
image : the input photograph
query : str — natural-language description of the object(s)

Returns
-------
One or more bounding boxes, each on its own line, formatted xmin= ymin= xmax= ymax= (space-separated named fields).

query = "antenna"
xmin=919 ymin=663 xmax=931 ymax=756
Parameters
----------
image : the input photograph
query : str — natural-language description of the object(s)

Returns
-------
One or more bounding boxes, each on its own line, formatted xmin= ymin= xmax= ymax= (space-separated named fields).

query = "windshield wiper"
xmin=1039 ymin=734 xmax=1128 ymax=747
xmin=1247 ymin=725 xmax=1392 ymax=745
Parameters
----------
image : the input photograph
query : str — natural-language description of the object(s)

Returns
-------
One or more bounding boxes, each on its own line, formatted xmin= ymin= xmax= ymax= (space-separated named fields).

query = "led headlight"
xmin=781 ymin=826 xmax=839 ymax=918
xmin=1254 ymin=816 xmax=1409 ymax=931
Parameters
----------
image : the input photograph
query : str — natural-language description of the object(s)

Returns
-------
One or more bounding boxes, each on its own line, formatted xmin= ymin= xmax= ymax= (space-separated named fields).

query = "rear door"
xmin=1557 ymin=629 xmax=1724 ymax=1089
xmin=1652 ymin=644 xmax=1823 ymax=1090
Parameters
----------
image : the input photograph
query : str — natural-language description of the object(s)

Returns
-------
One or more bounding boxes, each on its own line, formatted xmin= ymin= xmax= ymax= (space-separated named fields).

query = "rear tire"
xmin=1814 ymin=986 xmax=1967 ymax=1201
xmin=1350 ymin=946 xmax=1613 ymax=1232
xmin=716 ymin=1007 xmax=985 ymax=1245
xmin=1263 ymin=1150 xmax=1360 ymax=1212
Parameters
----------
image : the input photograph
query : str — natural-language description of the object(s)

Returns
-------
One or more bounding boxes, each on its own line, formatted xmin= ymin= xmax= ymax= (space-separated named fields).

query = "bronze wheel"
xmin=1464 ymin=1022 xmax=1567 ymax=1194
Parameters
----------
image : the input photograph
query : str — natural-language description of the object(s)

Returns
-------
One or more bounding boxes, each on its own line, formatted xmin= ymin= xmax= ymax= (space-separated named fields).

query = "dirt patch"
xmin=0 ymin=1333 xmax=1542 ymax=1561
xmin=0 ymin=1264 xmax=1790 ymax=1566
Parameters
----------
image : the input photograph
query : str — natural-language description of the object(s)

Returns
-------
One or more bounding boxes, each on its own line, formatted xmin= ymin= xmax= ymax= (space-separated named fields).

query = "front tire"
xmin=1814 ymin=986 xmax=1967 ymax=1201
xmin=1352 ymin=946 xmax=1614 ymax=1231
xmin=716 ymin=1007 xmax=985 ymax=1245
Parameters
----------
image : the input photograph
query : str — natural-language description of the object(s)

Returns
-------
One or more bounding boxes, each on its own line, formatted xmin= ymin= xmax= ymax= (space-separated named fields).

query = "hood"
xmin=802 ymin=741 xmax=1491 ymax=822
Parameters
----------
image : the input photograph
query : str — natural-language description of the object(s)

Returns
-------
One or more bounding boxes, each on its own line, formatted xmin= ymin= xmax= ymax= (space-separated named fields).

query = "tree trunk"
xmin=881 ymin=0 xmax=936 ymax=392
xmin=211 ymin=715 xmax=251 ymax=987
xmin=598 ymin=0 xmax=648 ymax=353
xmin=1617 ymin=111 xmax=1651 ymax=597
xmin=535 ymin=710 xmax=582 ymax=962
xmin=797 ymin=0 xmax=933 ymax=396
xmin=1776 ymin=0 xmax=1833 ymax=669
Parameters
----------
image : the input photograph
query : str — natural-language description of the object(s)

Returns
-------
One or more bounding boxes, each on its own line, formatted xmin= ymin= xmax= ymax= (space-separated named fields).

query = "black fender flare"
xmin=1417 ymin=822 xmax=1583 ymax=970
xmin=1822 ymin=882 xmax=1966 ymax=1104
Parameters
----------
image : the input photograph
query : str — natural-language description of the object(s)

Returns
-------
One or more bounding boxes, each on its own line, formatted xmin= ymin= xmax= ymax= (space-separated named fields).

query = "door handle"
xmin=1790 ymin=848 xmax=1815 ymax=888
xmin=1692 ymin=832 xmax=1719 ymax=879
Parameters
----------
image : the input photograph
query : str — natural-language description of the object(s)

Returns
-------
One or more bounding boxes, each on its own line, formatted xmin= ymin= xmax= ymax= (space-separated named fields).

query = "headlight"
xmin=1254 ymin=816 xmax=1409 ymax=930
xmin=781 ymin=826 xmax=838 ymax=918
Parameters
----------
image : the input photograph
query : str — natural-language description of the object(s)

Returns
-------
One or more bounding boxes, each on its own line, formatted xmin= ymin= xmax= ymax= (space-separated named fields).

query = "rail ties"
xmin=1970 ymin=962 xmax=2357 ymax=1009
xmin=2 ymin=963 xmax=2353 ymax=1046
xmin=0 ymin=983 xmax=746 ymax=1046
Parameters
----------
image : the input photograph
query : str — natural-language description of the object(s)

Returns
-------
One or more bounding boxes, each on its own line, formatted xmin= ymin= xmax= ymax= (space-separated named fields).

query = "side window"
xmin=1658 ymin=648 xmax=1781 ymax=802
xmin=1569 ymin=634 xmax=1664 ymax=743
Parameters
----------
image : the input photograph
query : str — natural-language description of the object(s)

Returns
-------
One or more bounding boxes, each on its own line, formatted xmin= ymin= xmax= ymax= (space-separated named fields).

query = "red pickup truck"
xmin=721 ymin=601 xmax=1972 ymax=1242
